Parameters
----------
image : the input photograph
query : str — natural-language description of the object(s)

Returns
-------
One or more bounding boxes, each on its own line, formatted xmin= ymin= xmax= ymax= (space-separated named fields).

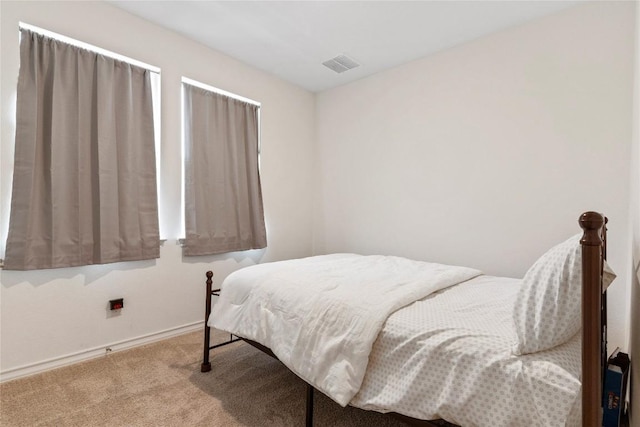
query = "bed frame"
xmin=201 ymin=211 xmax=609 ymax=427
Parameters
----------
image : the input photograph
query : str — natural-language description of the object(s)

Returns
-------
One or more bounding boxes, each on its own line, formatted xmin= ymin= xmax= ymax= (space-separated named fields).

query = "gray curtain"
xmin=4 ymin=29 xmax=159 ymax=270
xmin=183 ymin=84 xmax=266 ymax=256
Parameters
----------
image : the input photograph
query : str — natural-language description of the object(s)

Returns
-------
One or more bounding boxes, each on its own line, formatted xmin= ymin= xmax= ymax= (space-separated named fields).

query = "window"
xmin=181 ymin=78 xmax=266 ymax=255
xmin=3 ymin=24 xmax=161 ymax=270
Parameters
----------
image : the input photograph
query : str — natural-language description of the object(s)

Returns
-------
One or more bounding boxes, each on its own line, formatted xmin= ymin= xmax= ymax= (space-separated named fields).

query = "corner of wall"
xmin=628 ymin=1 xmax=639 ymax=425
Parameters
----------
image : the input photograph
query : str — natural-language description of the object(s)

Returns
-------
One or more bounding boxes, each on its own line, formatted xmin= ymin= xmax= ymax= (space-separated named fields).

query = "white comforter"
xmin=209 ymin=254 xmax=481 ymax=406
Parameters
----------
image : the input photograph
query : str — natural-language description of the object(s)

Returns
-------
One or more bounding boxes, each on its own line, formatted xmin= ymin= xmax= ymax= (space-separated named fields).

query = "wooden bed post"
xmin=579 ymin=212 xmax=604 ymax=427
xmin=201 ymin=271 xmax=214 ymax=373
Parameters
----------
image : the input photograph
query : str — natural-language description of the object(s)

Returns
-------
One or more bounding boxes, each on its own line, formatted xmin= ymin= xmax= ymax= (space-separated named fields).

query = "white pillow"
xmin=512 ymin=233 xmax=616 ymax=355
xmin=603 ymin=261 xmax=617 ymax=291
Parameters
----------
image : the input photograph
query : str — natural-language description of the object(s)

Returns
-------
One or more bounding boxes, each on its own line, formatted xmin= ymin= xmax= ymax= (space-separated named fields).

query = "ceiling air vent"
xmin=322 ymin=54 xmax=360 ymax=74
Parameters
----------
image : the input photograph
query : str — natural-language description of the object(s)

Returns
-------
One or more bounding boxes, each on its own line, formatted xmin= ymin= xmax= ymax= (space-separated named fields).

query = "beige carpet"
xmin=0 ymin=330 xmax=409 ymax=427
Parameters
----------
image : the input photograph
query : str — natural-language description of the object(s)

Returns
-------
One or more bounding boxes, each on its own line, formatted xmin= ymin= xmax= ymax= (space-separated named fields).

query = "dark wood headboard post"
xmin=579 ymin=211 xmax=604 ymax=427
xmin=201 ymin=271 xmax=214 ymax=373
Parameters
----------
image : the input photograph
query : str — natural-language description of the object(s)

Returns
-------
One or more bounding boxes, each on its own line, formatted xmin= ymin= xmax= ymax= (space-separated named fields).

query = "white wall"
xmin=0 ymin=1 xmax=316 ymax=378
xmin=315 ymin=2 xmax=635 ymax=352
xmin=629 ymin=2 xmax=639 ymax=425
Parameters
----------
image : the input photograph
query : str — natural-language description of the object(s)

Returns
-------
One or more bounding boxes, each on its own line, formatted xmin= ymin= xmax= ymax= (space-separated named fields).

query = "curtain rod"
xmin=19 ymin=22 xmax=161 ymax=74
xmin=182 ymin=77 xmax=261 ymax=107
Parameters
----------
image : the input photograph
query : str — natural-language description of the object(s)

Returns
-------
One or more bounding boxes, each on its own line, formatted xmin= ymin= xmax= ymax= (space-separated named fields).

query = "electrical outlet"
xmin=109 ymin=298 xmax=124 ymax=310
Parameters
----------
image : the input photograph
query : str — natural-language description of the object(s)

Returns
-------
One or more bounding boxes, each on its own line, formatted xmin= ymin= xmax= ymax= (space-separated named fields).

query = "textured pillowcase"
xmin=512 ymin=233 xmax=617 ymax=355
xmin=512 ymin=234 xmax=583 ymax=355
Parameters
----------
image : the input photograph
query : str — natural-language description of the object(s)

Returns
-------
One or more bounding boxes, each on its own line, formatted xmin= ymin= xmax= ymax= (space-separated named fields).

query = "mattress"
xmin=351 ymin=275 xmax=581 ymax=427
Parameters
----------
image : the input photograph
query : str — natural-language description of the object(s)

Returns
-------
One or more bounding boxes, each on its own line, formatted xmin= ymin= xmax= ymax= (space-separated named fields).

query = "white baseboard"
xmin=0 ymin=321 xmax=204 ymax=383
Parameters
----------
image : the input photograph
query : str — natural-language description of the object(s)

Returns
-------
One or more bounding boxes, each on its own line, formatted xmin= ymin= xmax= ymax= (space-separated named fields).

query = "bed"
xmin=201 ymin=211 xmax=612 ymax=427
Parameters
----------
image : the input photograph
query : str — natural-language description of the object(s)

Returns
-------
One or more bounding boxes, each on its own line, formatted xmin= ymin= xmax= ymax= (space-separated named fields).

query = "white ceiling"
xmin=109 ymin=1 xmax=581 ymax=92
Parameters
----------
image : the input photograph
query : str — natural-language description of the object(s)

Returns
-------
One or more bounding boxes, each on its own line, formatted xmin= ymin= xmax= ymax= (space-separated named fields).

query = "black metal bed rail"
xmin=202 ymin=273 xmax=243 ymax=372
